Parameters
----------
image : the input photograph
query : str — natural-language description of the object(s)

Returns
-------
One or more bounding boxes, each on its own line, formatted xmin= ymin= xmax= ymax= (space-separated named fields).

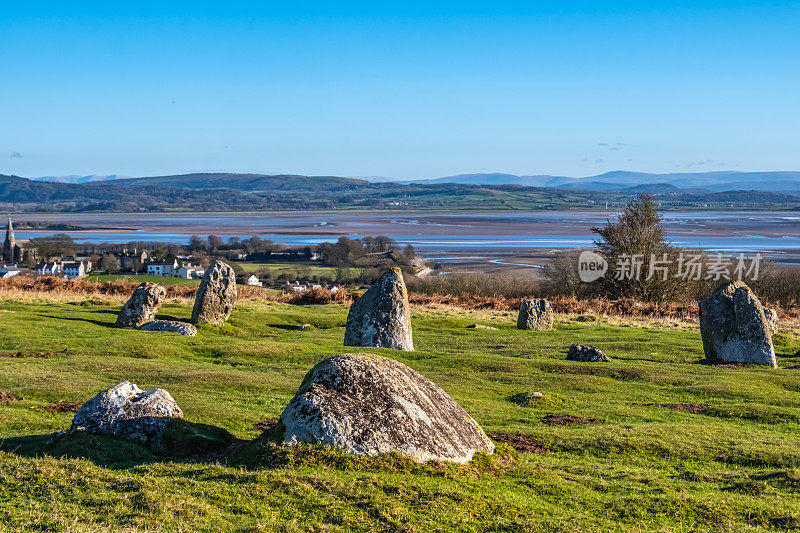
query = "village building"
xmin=62 ymin=260 xmax=90 ymax=279
xmin=147 ymin=259 xmax=179 ymax=277
xmin=36 ymin=262 xmax=62 ymax=275
xmin=3 ymin=215 xmax=37 ymax=264
xmin=246 ymin=274 xmax=262 ymax=287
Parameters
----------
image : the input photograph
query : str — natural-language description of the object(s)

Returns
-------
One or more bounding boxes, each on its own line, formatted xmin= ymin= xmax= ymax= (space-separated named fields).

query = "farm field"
xmin=235 ymin=261 xmax=338 ymax=278
xmin=1 ymin=293 xmax=800 ymax=530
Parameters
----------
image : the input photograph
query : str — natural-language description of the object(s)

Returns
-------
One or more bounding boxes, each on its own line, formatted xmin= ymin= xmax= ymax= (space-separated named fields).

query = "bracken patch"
xmin=34 ymin=401 xmax=83 ymax=413
xmin=635 ymin=402 xmax=709 ymax=414
xmin=0 ymin=391 xmax=24 ymax=403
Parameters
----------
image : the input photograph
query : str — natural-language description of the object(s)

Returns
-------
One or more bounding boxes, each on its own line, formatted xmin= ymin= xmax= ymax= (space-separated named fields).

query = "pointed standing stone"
xmin=344 ymin=267 xmax=413 ymax=351
xmin=517 ymin=299 xmax=554 ymax=331
xmin=115 ymin=282 xmax=166 ymax=328
xmin=191 ymin=260 xmax=237 ymax=326
xmin=699 ymin=281 xmax=776 ymax=367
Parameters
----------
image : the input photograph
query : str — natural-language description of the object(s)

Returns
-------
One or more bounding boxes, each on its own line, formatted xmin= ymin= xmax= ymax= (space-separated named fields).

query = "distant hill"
xmin=421 ymin=170 xmax=800 ymax=194
xmin=32 ymin=175 xmax=127 ymax=184
xmin=113 ymin=173 xmax=368 ymax=192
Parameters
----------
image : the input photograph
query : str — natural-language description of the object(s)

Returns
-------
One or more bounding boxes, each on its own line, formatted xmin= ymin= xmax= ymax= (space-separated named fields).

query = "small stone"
xmin=115 ymin=283 xmax=166 ymax=328
xmin=567 ymin=344 xmax=611 ymax=362
xmin=279 ymin=353 xmax=494 ymax=463
xmin=344 ymin=268 xmax=413 ymax=351
xmin=699 ymin=281 xmax=776 ymax=367
xmin=517 ymin=299 xmax=554 ymax=331
xmin=191 ymin=260 xmax=237 ymax=326
xmin=71 ymin=381 xmax=183 ymax=447
xmin=301 ymin=323 xmax=313 ymax=331
xmin=139 ymin=320 xmax=197 ymax=337
xmin=467 ymin=324 xmax=498 ymax=330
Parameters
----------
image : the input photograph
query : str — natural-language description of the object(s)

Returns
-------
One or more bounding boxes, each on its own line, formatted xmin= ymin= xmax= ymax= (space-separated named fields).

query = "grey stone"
xmin=699 ymin=281 xmax=776 ymax=367
xmin=71 ymin=381 xmax=183 ymax=447
xmin=467 ymin=324 xmax=498 ymax=330
xmin=191 ymin=260 xmax=237 ymax=326
xmin=567 ymin=344 xmax=611 ymax=362
xmin=139 ymin=320 xmax=197 ymax=337
xmin=517 ymin=299 xmax=554 ymax=331
xmin=115 ymin=283 xmax=166 ymax=328
xmin=279 ymin=353 xmax=494 ymax=463
xmin=344 ymin=268 xmax=413 ymax=351
xmin=765 ymin=308 xmax=779 ymax=335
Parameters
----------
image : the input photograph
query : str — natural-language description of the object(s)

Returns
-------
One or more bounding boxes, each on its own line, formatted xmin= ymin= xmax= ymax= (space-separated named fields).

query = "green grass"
xmin=1 ymin=296 xmax=800 ymax=531
xmin=86 ymin=273 xmax=201 ymax=286
xmin=236 ymin=260 xmax=337 ymax=278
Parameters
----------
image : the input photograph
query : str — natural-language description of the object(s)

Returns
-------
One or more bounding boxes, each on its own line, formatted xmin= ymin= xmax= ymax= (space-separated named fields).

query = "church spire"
xmin=3 ymin=214 xmax=14 ymax=263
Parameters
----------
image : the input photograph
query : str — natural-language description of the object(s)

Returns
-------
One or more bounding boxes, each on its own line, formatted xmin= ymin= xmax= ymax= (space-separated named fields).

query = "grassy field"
xmin=85 ymin=273 xmax=201 ymax=287
xmin=235 ymin=261 xmax=337 ymax=278
xmin=1 ymin=293 xmax=800 ymax=531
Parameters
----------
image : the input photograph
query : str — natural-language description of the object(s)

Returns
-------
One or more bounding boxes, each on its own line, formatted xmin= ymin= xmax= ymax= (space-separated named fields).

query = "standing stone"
xmin=191 ymin=260 xmax=237 ymax=326
xmin=344 ymin=267 xmax=413 ymax=351
xmin=765 ymin=308 xmax=779 ymax=335
xmin=517 ymin=299 xmax=554 ymax=331
xmin=699 ymin=281 xmax=776 ymax=367
xmin=71 ymin=381 xmax=183 ymax=447
xmin=115 ymin=282 xmax=166 ymax=328
xmin=279 ymin=353 xmax=494 ymax=463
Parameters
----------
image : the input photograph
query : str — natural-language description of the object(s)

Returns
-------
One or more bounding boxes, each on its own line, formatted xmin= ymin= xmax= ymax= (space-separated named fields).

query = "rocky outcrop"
xmin=344 ymin=268 xmax=413 ymax=351
xmin=139 ymin=320 xmax=197 ymax=337
xmin=699 ymin=281 xmax=776 ymax=367
xmin=191 ymin=260 xmax=237 ymax=326
xmin=279 ymin=353 xmax=494 ymax=463
xmin=517 ymin=299 xmax=554 ymax=331
xmin=71 ymin=381 xmax=183 ymax=447
xmin=115 ymin=283 xmax=166 ymax=328
xmin=567 ymin=344 xmax=611 ymax=362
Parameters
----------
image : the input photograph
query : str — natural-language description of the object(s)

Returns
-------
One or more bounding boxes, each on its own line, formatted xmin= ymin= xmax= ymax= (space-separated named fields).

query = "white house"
xmin=0 ymin=265 xmax=21 ymax=278
xmin=147 ymin=260 xmax=179 ymax=277
xmin=36 ymin=262 xmax=61 ymax=275
xmin=176 ymin=265 xmax=205 ymax=279
xmin=62 ymin=261 xmax=88 ymax=279
xmin=246 ymin=275 xmax=262 ymax=287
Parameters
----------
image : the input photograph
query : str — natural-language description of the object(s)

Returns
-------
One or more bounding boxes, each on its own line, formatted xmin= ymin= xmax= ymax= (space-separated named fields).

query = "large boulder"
xmin=699 ymin=281 xmax=776 ymax=367
xmin=191 ymin=260 xmax=237 ymax=326
xmin=344 ymin=268 xmax=413 ymax=351
xmin=139 ymin=320 xmax=197 ymax=337
xmin=567 ymin=344 xmax=611 ymax=362
xmin=279 ymin=353 xmax=494 ymax=463
xmin=115 ymin=283 xmax=166 ymax=328
xmin=71 ymin=381 xmax=183 ymax=447
xmin=517 ymin=299 xmax=554 ymax=331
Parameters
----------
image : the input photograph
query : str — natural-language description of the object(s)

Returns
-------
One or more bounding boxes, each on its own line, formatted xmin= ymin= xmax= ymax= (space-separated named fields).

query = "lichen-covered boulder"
xmin=115 ymin=283 xmax=166 ymax=328
xmin=765 ymin=308 xmax=779 ymax=335
xmin=71 ymin=381 xmax=183 ymax=447
xmin=191 ymin=260 xmax=237 ymax=326
xmin=517 ymin=299 xmax=554 ymax=331
xmin=139 ymin=320 xmax=197 ymax=337
xmin=567 ymin=344 xmax=611 ymax=362
xmin=344 ymin=268 xmax=413 ymax=351
xmin=699 ymin=281 xmax=776 ymax=367
xmin=279 ymin=353 xmax=494 ymax=463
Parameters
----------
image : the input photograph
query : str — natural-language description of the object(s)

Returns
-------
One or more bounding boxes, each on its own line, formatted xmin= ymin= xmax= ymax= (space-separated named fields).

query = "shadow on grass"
xmin=38 ymin=314 xmax=113 ymax=328
xmin=0 ymin=419 xmax=247 ymax=470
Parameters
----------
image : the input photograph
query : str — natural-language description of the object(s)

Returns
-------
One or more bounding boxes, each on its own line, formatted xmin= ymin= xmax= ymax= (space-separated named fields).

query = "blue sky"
xmin=2 ymin=1 xmax=798 ymax=179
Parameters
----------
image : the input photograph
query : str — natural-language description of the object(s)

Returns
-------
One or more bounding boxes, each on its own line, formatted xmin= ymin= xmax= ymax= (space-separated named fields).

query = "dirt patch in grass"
xmin=540 ymin=414 xmax=602 ymax=426
xmin=0 ymin=391 xmax=24 ymax=403
xmin=253 ymin=418 xmax=280 ymax=436
xmin=635 ymin=402 xmax=709 ymax=414
xmin=34 ymin=400 xmax=83 ymax=413
xmin=0 ymin=351 xmax=54 ymax=359
xmin=489 ymin=433 xmax=549 ymax=454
